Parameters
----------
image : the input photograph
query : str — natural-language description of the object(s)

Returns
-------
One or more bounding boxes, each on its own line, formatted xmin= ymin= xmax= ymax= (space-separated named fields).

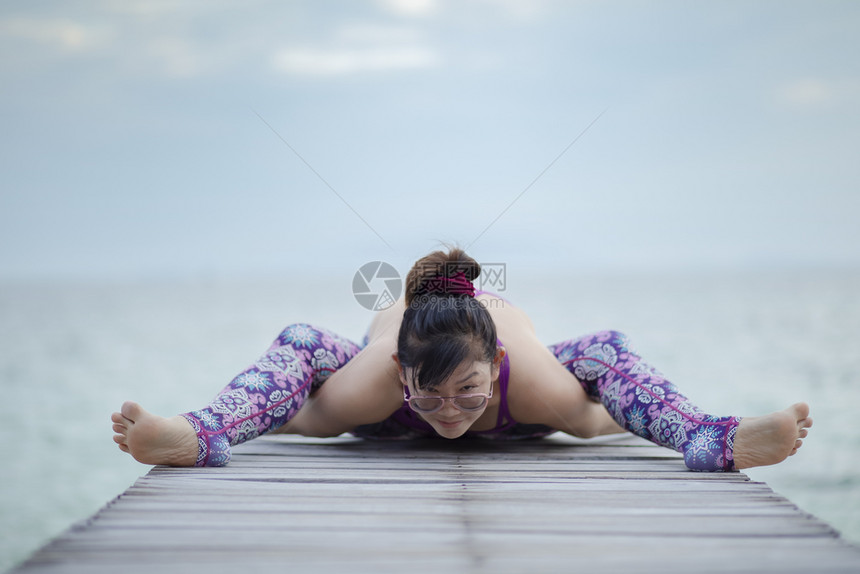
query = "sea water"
xmin=1 ymin=269 xmax=859 ymax=571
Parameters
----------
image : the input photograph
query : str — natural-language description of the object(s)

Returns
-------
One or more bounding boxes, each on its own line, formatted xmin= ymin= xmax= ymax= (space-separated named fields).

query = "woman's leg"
xmin=547 ymin=330 xmax=740 ymax=471
xmin=180 ymin=323 xmax=363 ymax=467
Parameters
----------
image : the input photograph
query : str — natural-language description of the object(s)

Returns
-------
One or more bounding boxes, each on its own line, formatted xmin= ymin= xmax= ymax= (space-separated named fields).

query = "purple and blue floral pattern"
xmin=548 ymin=330 xmax=740 ymax=471
xmin=183 ymin=322 xmax=739 ymax=472
xmin=180 ymin=323 xmax=362 ymax=467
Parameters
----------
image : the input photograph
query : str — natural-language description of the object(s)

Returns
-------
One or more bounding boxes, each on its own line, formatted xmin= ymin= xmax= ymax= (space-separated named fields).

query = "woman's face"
xmin=395 ymin=350 xmax=503 ymax=439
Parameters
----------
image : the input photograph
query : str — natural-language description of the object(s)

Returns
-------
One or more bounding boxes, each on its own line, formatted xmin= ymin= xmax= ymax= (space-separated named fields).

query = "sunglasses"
xmin=403 ymin=384 xmax=493 ymax=414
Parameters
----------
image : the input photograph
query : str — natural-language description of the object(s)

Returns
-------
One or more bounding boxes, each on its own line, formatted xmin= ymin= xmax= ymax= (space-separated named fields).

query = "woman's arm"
xmin=279 ymin=337 xmax=404 ymax=437
xmin=505 ymin=332 xmax=625 ymax=438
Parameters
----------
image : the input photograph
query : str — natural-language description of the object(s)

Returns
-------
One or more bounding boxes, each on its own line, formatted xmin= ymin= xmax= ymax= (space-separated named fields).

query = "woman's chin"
xmin=431 ymin=420 xmax=469 ymax=439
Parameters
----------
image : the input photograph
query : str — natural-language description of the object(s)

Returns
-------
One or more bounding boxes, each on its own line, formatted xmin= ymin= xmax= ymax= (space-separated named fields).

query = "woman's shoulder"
xmin=501 ymin=331 xmax=591 ymax=428
xmin=482 ymin=292 xmax=536 ymax=337
xmin=365 ymin=299 xmax=407 ymax=344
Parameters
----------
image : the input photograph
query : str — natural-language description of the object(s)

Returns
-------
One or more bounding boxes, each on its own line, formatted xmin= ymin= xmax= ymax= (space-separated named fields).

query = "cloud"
xmin=100 ymin=0 xmax=189 ymax=17
xmin=779 ymin=78 xmax=835 ymax=106
xmin=473 ymin=0 xmax=553 ymax=21
xmin=334 ymin=22 xmax=428 ymax=44
xmin=776 ymin=78 xmax=860 ymax=109
xmin=144 ymin=36 xmax=206 ymax=78
xmin=377 ymin=0 xmax=439 ymax=18
xmin=272 ymin=20 xmax=440 ymax=77
xmin=1 ymin=7 xmax=443 ymax=81
xmin=0 ymin=17 xmax=111 ymax=52
xmin=377 ymin=0 xmax=552 ymax=21
xmin=273 ymin=45 xmax=439 ymax=76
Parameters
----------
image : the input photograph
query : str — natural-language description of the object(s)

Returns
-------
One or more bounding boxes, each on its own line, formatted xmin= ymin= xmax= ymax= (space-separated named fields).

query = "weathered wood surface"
xmin=12 ymin=434 xmax=860 ymax=574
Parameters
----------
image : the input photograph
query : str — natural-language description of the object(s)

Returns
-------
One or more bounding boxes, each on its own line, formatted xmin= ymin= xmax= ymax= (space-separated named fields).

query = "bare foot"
xmin=111 ymin=401 xmax=198 ymax=466
xmin=732 ymin=402 xmax=813 ymax=470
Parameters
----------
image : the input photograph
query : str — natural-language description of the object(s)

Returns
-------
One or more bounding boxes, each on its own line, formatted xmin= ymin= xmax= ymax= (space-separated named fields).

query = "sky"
xmin=1 ymin=0 xmax=859 ymax=281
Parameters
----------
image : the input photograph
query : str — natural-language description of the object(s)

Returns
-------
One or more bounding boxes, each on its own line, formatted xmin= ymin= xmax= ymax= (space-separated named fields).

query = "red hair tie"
xmin=422 ymin=271 xmax=475 ymax=297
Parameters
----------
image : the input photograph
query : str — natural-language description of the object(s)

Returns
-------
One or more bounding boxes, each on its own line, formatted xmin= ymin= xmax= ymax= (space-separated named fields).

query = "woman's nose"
xmin=438 ymin=400 xmax=460 ymax=416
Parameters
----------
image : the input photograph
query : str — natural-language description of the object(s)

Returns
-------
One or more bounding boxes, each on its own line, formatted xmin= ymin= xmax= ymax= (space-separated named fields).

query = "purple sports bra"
xmin=390 ymin=337 xmax=518 ymax=436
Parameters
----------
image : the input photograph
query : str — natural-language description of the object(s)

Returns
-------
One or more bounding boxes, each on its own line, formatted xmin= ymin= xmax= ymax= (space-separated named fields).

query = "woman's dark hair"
xmin=397 ymin=245 xmax=497 ymax=390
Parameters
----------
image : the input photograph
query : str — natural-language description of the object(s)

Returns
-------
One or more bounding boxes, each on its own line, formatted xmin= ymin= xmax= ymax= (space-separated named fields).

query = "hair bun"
xmin=405 ymin=245 xmax=481 ymax=307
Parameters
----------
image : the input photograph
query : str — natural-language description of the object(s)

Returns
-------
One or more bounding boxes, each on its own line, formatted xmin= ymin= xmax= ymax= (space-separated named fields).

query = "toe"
xmin=111 ymin=411 xmax=131 ymax=425
xmin=112 ymin=423 xmax=127 ymax=434
xmin=792 ymin=402 xmax=810 ymax=420
xmin=113 ymin=434 xmax=126 ymax=445
xmin=121 ymin=401 xmax=143 ymax=422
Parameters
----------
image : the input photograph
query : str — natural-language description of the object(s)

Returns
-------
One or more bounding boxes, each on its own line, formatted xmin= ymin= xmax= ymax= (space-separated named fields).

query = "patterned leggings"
xmin=549 ymin=331 xmax=739 ymax=471
xmin=180 ymin=324 xmax=740 ymax=471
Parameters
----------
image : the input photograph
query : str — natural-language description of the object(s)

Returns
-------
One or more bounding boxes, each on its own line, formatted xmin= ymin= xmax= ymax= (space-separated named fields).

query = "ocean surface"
xmin=1 ymin=269 xmax=859 ymax=571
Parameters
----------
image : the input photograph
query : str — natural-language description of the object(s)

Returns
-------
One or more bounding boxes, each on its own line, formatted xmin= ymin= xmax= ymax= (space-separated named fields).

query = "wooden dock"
xmin=12 ymin=434 xmax=860 ymax=574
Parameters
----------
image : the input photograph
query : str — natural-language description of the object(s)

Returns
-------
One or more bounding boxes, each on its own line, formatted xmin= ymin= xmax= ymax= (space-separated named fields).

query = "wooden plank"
xmin=72 ymin=515 xmax=832 ymax=538
xmin=11 ymin=434 xmax=860 ymax=574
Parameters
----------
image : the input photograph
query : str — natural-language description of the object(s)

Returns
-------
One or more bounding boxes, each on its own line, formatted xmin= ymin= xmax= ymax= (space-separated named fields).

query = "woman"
xmin=112 ymin=247 xmax=812 ymax=471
